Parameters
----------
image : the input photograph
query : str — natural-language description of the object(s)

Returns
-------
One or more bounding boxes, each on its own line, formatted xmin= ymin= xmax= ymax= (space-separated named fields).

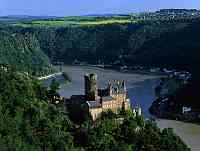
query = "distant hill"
xmin=1 ymin=9 xmax=200 ymax=75
xmin=128 ymin=20 xmax=200 ymax=66
xmin=0 ymin=15 xmax=60 ymax=22
xmin=4 ymin=12 xmax=199 ymax=68
xmin=84 ymin=13 xmax=130 ymax=17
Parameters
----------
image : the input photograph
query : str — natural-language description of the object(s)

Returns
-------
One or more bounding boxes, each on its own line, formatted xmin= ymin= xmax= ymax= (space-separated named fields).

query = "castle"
xmin=65 ymin=73 xmax=139 ymax=121
xmin=85 ymin=73 xmax=131 ymax=121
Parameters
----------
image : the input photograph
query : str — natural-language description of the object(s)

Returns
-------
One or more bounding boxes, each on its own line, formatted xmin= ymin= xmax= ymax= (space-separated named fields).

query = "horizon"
xmin=0 ymin=8 xmax=199 ymax=17
xmin=1 ymin=0 xmax=200 ymax=16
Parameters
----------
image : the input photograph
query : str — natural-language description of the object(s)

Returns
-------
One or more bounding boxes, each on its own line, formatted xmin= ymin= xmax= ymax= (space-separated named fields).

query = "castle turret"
xmin=122 ymin=80 xmax=126 ymax=92
xmin=85 ymin=73 xmax=98 ymax=101
xmin=107 ymin=80 xmax=112 ymax=96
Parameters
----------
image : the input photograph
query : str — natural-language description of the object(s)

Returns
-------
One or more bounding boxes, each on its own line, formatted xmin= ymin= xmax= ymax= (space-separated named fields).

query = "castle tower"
xmin=122 ymin=80 xmax=127 ymax=92
xmin=85 ymin=73 xmax=98 ymax=101
xmin=122 ymin=80 xmax=127 ymax=103
xmin=107 ymin=80 xmax=112 ymax=96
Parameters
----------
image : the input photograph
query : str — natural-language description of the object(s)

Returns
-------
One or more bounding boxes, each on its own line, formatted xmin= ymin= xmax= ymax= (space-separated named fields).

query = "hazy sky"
xmin=0 ymin=0 xmax=200 ymax=16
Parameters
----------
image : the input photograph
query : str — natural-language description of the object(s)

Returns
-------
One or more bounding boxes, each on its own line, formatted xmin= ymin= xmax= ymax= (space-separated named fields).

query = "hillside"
xmin=5 ymin=17 xmax=199 ymax=68
xmin=1 ymin=10 xmax=200 ymax=75
xmin=0 ymin=30 xmax=54 ymax=76
xmin=129 ymin=20 xmax=200 ymax=66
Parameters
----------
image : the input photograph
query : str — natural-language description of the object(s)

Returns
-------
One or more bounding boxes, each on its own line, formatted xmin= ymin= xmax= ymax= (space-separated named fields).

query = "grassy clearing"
xmin=13 ymin=16 xmax=135 ymax=27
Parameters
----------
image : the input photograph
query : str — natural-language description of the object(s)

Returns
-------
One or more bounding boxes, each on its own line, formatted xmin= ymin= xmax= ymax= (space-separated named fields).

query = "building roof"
xmin=65 ymin=95 xmax=86 ymax=104
xmin=102 ymin=96 xmax=114 ymax=102
xmin=70 ymin=95 xmax=85 ymax=100
xmin=87 ymin=100 xmax=102 ymax=109
xmin=109 ymin=80 xmax=126 ymax=94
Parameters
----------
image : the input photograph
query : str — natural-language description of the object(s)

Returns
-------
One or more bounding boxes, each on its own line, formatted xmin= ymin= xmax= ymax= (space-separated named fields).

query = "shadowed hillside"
xmin=0 ymin=30 xmax=54 ymax=76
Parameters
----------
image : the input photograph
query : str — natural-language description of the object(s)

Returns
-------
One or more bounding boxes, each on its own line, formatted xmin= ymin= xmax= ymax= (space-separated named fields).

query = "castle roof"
xmin=87 ymin=100 xmax=101 ymax=109
xmin=102 ymin=96 xmax=114 ymax=102
xmin=70 ymin=95 xmax=85 ymax=100
xmin=110 ymin=80 xmax=126 ymax=94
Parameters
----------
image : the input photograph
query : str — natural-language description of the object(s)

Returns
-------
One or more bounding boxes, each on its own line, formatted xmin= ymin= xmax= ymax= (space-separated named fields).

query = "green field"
xmin=13 ymin=16 xmax=134 ymax=27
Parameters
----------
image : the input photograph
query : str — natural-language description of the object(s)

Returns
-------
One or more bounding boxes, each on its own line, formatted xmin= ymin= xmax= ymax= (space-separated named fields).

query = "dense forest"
xmin=0 ymin=66 xmax=190 ymax=151
xmin=1 ymin=18 xmax=200 ymax=70
xmin=1 ymin=15 xmax=200 ymax=70
xmin=0 ymin=28 xmax=54 ymax=76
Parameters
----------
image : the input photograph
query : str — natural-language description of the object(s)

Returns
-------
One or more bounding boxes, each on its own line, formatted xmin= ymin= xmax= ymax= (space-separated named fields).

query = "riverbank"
xmin=149 ymin=95 xmax=200 ymax=125
xmin=156 ymin=119 xmax=200 ymax=151
xmin=149 ymin=73 xmax=200 ymax=124
xmin=61 ymin=65 xmax=163 ymax=85
xmin=70 ymin=64 xmax=167 ymax=77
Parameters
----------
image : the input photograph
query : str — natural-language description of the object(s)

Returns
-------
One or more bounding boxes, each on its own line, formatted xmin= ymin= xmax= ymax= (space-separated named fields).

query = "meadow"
xmin=13 ymin=16 xmax=134 ymax=27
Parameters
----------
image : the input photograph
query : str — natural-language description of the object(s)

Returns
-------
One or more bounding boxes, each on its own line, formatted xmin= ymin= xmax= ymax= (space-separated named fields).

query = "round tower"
xmin=84 ymin=73 xmax=98 ymax=101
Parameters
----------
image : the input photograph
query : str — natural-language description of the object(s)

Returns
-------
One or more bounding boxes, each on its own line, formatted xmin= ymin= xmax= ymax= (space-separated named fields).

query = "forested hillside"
xmin=129 ymin=20 xmax=200 ymax=66
xmin=1 ymin=10 xmax=200 ymax=70
xmin=0 ymin=29 xmax=54 ymax=76
xmin=0 ymin=66 xmax=80 ymax=151
xmin=3 ymin=17 xmax=200 ymax=69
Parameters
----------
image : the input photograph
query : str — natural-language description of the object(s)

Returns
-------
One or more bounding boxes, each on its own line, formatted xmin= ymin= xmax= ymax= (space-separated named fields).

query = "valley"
xmin=0 ymin=8 xmax=200 ymax=151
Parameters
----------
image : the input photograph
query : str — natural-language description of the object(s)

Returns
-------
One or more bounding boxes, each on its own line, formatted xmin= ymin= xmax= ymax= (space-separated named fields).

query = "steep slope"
xmin=8 ymin=20 xmax=192 ymax=66
xmin=2 ymin=17 xmax=200 ymax=73
xmin=0 ymin=31 xmax=54 ymax=76
xmin=129 ymin=21 xmax=200 ymax=67
xmin=0 ymin=66 xmax=79 ymax=151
